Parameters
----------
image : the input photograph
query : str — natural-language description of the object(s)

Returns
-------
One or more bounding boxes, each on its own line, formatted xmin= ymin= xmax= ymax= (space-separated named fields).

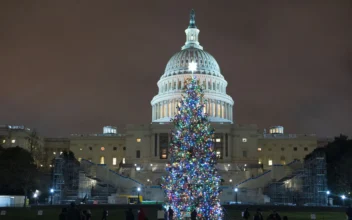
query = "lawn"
xmin=0 ymin=206 xmax=346 ymax=220
xmin=225 ymin=210 xmax=345 ymax=220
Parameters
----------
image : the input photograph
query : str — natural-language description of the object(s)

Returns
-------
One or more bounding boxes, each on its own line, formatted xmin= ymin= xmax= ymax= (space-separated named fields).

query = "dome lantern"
xmin=182 ymin=9 xmax=203 ymax=50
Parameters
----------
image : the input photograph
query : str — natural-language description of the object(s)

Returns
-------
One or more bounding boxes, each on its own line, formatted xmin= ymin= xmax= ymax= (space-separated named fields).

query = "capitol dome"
xmin=151 ymin=10 xmax=234 ymax=123
xmin=163 ymin=48 xmax=223 ymax=78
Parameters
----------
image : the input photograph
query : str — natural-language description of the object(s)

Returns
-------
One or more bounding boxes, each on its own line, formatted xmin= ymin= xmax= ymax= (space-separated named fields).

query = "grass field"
xmin=0 ymin=206 xmax=346 ymax=220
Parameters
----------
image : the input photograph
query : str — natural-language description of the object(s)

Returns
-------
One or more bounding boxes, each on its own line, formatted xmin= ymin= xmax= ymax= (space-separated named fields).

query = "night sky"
xmin=1 ymin=1 xmax=351 ymax=137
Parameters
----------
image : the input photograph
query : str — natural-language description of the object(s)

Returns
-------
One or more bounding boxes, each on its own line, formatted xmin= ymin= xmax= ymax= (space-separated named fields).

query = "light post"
xmin=137 ymin=187 xmax=141 ymax=204
xmin=234 ymin=188 xmax=238 ymax=204
xmin=50 ymin=188 xmax=54 ymax=205
xmin=341 ymin=195 xmax=346 ymax=206
xmin=33 ymin=193 xmax=38 ymax=205
xmin=326 ymin=191 xmax=330 ymax=206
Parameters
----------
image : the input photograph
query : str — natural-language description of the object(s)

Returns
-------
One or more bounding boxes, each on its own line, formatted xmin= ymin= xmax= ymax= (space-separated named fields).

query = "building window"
xmin=123 ymin=147 xmax=126 ymax=151
xmin=101 ymin=147 xmax=105 ymax=151
xmin=257 ymin=148 xmax=262 ymax=152
xmin=281 ymin=147 xmax=285 ymax=151
xmin=2 ymin=140 xmax=5 ymax=143
xmin=112 ymin=157 xmax=117 ymax=165
xmin=53 ymin=152 xmax=56 ymax=155
xmin=242 ymin=138 xmax=247 ymax=143
xmin=80 ymin=148 xmax=82 ymax=151
xmin=113 ymin=147 xmax=117 ymax=151
xmin=122 ymin=158 xmax=125 ymax=164
xmin=159 ymin=133 xmax=169 ymax=159
xmin=243 ymin=151 xmax=247 ymax=158
xmin=161 ymin=149 xmax=167 ymax=159
xmin=136 ymin=138 xmax=141 ymax=143
xmin=213 ymin=135 xmax=223 ymax=159
xmin=294 ymin=147 xmax=297 ymax=151
xmin=136 ymin=150 xmax=141 ymax=158
xmin=304 ymin=147 xmax=308 ymax=151
xmin=89 ymin=147 xmax=92 ymax=151
xmin=268 ymin=159 xmax=273 ymax=166
xmin=216 ymin=151 xmax=221 ymax=158
xmin=11 ymin=139 xmax=16 ymax=144
xmin=280 ymin=156 xmax=286 ymax=165
xmin=100 ymin=156 xmax=105 ymax=164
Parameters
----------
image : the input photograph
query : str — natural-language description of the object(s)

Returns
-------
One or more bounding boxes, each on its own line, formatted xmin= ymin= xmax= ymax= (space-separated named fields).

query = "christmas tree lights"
xmin=162 ymin=76 xmax=223 ymax=219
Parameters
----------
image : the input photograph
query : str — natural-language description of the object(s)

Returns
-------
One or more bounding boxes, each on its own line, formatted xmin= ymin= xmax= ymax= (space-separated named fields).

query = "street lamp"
xmin=234 ymin=188 xmax=238 ymax=204
xmin=50 ymin=188 xmax=54 ymax=205
xmin=341 ymin=195 xmax=346 ymax=206
xmin=137 ymin=187 xmax=141 ymax=204
xmin=326 ymin=191 xmax=330 ymax=206
xmin=33 ymin=193 xmax=38 ymax=205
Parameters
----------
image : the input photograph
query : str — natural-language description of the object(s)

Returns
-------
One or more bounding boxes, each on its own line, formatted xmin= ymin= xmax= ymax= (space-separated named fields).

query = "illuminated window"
xmin=216 ymin=138 xmax=221 ymax=143
xmin=190 ymin=35 xmax=194 ymax=40
xmin=268 ymin=159 xmax=273 ymax=166
xmin=161 ymin=149 xmax=167 ymax=159
xmin=2 ymin=140 xmax=5 ymax=144
xmin=242 ymin=138 xmax=247 ymax=143
xmin=257 ymin=148 xmax=262 ymax=152
xmin=280 ymin=156 xmax=286 ymax=165
xmin=11 ymin=139 xmax=16 ymax=144
xmin=101 ymin=147 xmax=105 ymax=151
xmin=78 ymin=158 xmax=82 ymax=162
xmin=100 ymin=156 xmax=105 ymax=164
xmin=53 ymin=152 xmax=56 ymax=155
xmin=136 ymin=150 xmax=141 ymax=158
xmin=60 ymin=151 xmax=63 ymax=155
xmin=216 ymin=151 xmax=221 ymax=158
xmin=136 ymin=138 xmax=141 ymax=143
xmin=122 ymin=158 xmax=125 ymax=164
xmin=80 ymin=148 xmax=82 ymax=151
xmin=112 ymin=157 xmax=117 ymax=165
xmin=258 ymin=159 xmax=262 ymax=164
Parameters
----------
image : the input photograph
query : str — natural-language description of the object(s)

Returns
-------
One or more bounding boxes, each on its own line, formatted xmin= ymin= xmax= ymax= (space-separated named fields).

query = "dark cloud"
xmin=0 ymin=0 xmax=351 ymax=137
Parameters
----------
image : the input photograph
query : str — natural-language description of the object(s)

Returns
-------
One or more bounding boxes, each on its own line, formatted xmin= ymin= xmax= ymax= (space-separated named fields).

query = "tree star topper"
xmin=188 ymin=61 xmax=197 ymax=74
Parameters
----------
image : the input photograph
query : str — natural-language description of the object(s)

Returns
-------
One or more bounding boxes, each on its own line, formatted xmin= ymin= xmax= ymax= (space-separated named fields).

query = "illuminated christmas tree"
xmin=162 ymin=62 xmax=223 ymax=219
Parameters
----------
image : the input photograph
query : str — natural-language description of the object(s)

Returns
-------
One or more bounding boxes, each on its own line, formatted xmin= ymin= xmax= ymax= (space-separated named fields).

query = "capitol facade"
xmin=1 ymin=11 xmax=320 ymax=204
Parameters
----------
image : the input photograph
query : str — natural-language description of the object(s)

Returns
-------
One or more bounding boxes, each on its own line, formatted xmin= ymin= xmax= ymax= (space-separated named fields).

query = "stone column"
xmin=152 ymin=105 xmax=155 ymax=121
xmin=215 ymin=101 xmax=218 ymax=117
xmin=223 ymin=133 xmax=226 ymax=158
xmin=157 ymin=133 xmax=160 ymax=158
